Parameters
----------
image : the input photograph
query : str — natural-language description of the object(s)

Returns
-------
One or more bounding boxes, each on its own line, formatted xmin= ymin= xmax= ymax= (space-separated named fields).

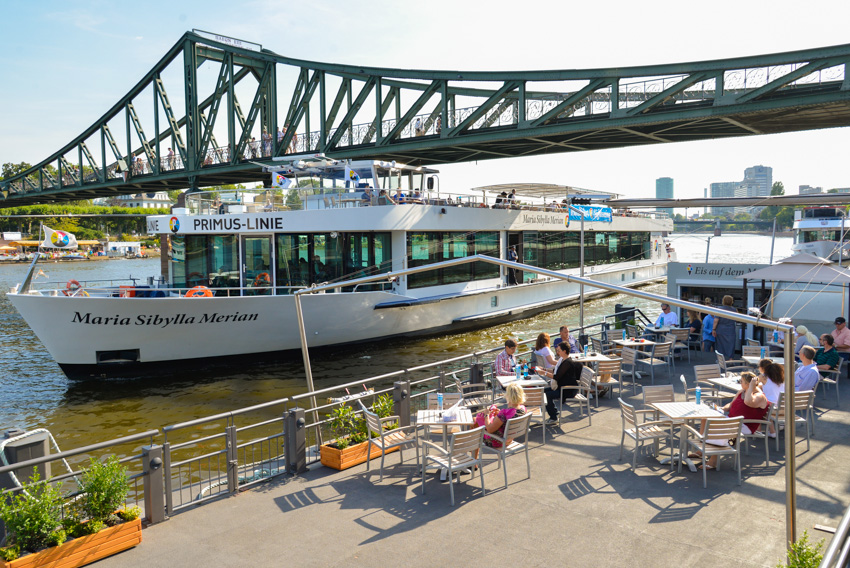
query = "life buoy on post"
xmin=253 ymin=272 xmax=271 ymax=287
xmin=185 ymin=286 xmax=213 ymax=298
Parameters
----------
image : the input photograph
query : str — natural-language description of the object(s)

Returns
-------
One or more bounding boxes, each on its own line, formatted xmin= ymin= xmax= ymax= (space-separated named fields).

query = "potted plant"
xmin=319 ymin=394 xmax=399 ymax=470
xmin=0 ymin=456 xmax=142 ymax=568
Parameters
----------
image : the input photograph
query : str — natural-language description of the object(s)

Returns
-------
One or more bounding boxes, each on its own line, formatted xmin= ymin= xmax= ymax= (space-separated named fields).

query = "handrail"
xmin=821 ymin=501 xmax=850 ymax=567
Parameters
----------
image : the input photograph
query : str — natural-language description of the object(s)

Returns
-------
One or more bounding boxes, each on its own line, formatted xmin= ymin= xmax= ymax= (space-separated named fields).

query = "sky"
xmin=1 ymin=0 xmax=849 ymax=204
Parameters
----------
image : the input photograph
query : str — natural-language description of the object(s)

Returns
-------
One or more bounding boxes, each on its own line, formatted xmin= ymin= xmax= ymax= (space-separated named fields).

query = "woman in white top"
xmin=758 ymin=359 xmax=784 ymax=437
xmin=533 ymin=332 xmax=558 ymax=372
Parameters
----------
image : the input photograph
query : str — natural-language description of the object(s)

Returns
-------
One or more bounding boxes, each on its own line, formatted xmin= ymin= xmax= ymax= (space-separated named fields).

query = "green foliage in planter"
xmin=78 ymin=456 xmax=129 ymax=524
xmin=0 ymin=471 xmax=64 ymax=553
xmin=372 ymin=393 xmax=398 ymax=431
xmin=117 ymin=506 xmax=141 ymax=522
xmin=776 ymin=530 xmax=824 ymax=568
xmin=45 ymin=529 xmax=66 ymax=548
xmin=327 ymin=404 xmax=367 ymax=449
xmin=0 ymin=545 xmax=21 ymax=562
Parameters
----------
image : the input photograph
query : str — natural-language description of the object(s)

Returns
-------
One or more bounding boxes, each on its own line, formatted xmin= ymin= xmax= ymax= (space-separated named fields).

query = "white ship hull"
xmin=9 ymin=261 xmax=664 ymax=378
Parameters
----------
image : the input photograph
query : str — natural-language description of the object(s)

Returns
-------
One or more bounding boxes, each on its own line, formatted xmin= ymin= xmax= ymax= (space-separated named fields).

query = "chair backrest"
xmin=671 ymin=328 xmax=690 ymax=342
xmin=702 ymin=416 xmax=743 ymax=441
xmin=742 ymin=345 xmax=763 ymax=357
xmin=426 ymin=392 xmax=463 ymax=409
xmin=716 ymin=352 xmax=729 ymax=372
xmin=448 ymin=426 xmax=485 ymax=458
xmin=596 ymin=359 xmax=622 ymax=376
xmin=642 ymin=384 xmax=675 ymax=405
xmin=579 ymin=366 xmax=595 ymax=390
xmin=746 ymin=338 xmax=761 ymax=347
xmin=626 ymin=324 xmax=638 ymax=339
xmin=652 ymin=342 xmax=673 ymax=358
xmin=361 ymin=407 xmax=383 ymax=437
xmin=618 ymin=397 xmax=637 ymax=427
xmin=621 ymin=347 xmax=637 ymax=365
xmin=694 ymin=364 xmax=723 ymax=382
xmin=503 ymin=412 xmax=532 ymax=441
xmin=774 ymin=390 xmax=815 ymax=419
xmin=522 ymin=386 xmax=545 ymax=407
xmin=591 ymin=337 xmax=603 ymax=352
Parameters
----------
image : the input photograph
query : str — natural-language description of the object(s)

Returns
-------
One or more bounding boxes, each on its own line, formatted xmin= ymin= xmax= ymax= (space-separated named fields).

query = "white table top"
xmin=495 ymin=374 xmax=548 ymax=389
xmin=644 ymin=326 xmax=672 ymax=334
xmin=417 ymin=408 xmax=474 ymax=426
xmin=572 ymin=353 xmax=613 ymax=363
xmin=651 ymin=401 xmax=725 ymax=420
xmin=742 ymin=355 xmax=784 ymax=366
xmin=613 ymin=339 xmax=656 ymax=348
xmin=703 ymin=375 xmax=743 ymax=392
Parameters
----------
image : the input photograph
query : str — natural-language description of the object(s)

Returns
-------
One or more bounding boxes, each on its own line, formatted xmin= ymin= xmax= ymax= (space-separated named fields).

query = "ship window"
xmin=408 ymin=231 xmax=500 ymax=288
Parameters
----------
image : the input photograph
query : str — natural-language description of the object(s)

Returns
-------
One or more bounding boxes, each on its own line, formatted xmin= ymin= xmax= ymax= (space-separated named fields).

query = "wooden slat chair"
xmin=558 ymin=367 xmax=594 ymax=425
xmin=619 ymin=347 xmax=639 ymax=394
xmin=741 ymin=345 xmax=766 ymax=360
xmin=451 ymin=372 xmax=492 ymax=412
xmin=635 ymin=342 xmax=673 ymax=385
xmin=618 ymin=398 xmax=674 ymax=471
xmin=424 ymin=392 xmax=464 ymax=442
xmin=522 ymin=386 xmax=548 ymax=444
xmin=420 ymin=426 xmax=486 ymax=506
xmin=637 ymin=384 xmax=675 ymax=423
xmin=739 ymin=407 xmax=772 ymax=464
xmin=360 ymin=404 xmax=420 ymax=481
xmin=684 ymin=416 xmax=744 ymax=488
xmin=716 ymin=352 xmax=750 ymax=375
xmin=591 ymin=336 xmax=617 ymax=356
xmin=818 ymin=357 xmax=843 ymax=405
xmin=479 ymin=412 xmax=532 ymax=488
xmin=625 ymin=323 xmax=639 ymax=339
xmin=668 ymin=328 xmax=691 ymax=363
xmin=591 ymin=358 xmax=623 ymax=406
xmin=745 ymin=338 xmax=761 ymax=347
xmin=770 ymin=390 xmax=816 ymax=452
xmin=683 ymin=369 xmax=733 ymax=404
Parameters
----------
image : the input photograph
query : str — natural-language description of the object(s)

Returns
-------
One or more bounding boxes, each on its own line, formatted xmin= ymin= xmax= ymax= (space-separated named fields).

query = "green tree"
xmin=286 ymin=188 xmax=302 ymax=208
xmin=760 ymin=181 xmax=785 ymax=221
xmin=2 ymin=162 xmax=33 ymax=180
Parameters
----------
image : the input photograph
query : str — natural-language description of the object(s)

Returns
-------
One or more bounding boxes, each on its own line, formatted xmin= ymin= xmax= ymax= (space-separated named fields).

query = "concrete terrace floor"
xmin=98 ymin=350 xmax=849 ymax=568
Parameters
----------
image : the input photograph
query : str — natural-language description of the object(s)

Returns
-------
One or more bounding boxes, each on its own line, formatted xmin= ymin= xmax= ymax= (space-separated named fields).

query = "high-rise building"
xmin=655 ymin=177 xmax=673 ymax=219
xmin=709 ymin=181 xmax=738 ymax=216
xmin=709 ymin=165 xmax=773 ymax=217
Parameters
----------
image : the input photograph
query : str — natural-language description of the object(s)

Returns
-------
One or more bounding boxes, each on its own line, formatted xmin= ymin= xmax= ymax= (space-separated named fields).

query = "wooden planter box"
xmin=2 ymin=518 xmax=142 ymax=568
xmin=320 ymin=440 xmax=399 ymax=471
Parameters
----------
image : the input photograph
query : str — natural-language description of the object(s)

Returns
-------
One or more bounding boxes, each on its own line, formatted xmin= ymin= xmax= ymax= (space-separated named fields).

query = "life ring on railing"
xmin=253 ymin=272 xmax=271 ymax=287
xmin=185 ymin=286 xmax=213 ymax=298
xmin=63 ymin=279 xmax=88 ymax=297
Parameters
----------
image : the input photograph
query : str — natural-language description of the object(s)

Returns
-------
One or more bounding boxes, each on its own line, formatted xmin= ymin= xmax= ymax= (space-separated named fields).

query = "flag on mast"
xmin=271 ymin=172 xmax=293 ymax=189
xmin=345 ymin=164 xmax=360 ymax=185
xmin=40 ymin=226 xmax=78 ymax=249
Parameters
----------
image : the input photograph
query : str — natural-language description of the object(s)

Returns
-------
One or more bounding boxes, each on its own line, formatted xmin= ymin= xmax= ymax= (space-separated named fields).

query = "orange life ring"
xmin=253 ymin=272 xmax=271 ymax=287
xmin=185 ymin=286 xmax=213 ymax=297
xmin=64 ymin=279 xmax=84 ymax=296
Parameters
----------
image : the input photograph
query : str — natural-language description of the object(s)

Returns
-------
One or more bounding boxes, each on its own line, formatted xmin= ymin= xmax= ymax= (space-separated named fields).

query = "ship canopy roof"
xmin=736 ymin=252 xmax=850 ymax=285
xmin=473 ymin=183 xmax=618 ymax=201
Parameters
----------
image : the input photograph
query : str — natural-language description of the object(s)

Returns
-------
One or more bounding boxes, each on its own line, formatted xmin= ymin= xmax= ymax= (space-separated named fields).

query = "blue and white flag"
xmin=40 ymin=226 xmax=78 ymax=249
xmin=345 ymin=164 xmax=360 ymax=184
xmin=271 ymin=172 xmax=293 ymax=189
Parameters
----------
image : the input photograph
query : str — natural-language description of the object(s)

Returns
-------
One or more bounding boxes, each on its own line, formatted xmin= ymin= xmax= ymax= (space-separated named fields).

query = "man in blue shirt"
xmin=702 ymin=312 xmax=715 ymax=352
xmin=795 ymin=345 xmax=820 ymax=391
xmin=552 ymin=326 xmax=580 ymax=353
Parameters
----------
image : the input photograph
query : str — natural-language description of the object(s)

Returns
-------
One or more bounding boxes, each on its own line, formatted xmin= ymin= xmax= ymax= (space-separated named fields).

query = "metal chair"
xmin=716 ymin=352 xmax=750 ymax=374
xmin=420 ymin=426 xmax=486 ymax=506
xmin=591 ymin=336 xmax=616 ymax=356
xmin=770 ymin=390 xmax=816 ymax=451
xmin=591 ymin=358 xmax=622 ymax=406
xmin=668 ymin=328 xmax=691 ymax=363
xmin=479 ymin=412 xmax=532 ymax=488
xmin=635 ymin=342 xmax=673 ymax=384
xmin=818 ymin=357 xmax=843 ymax=405
xmin=619 ymin=347 xmax=639 ymax=394
xmin=522 ymin=386 xmax=548 ymax=444
xmin=559 ymin=367 xmax=593 ymax=425
xmin=360 ymin=404 xmax=420 ymax=481
xmin=625 ymin=323 xmax=639 ymax=339
xmin=741 ymin=345 xmax=765 ymax=360
xmin=618 ymin=398 xmax=674 ymax=471
xmin=745 ymin=338 xmax=761 ymax=347
xmin=684 ymin=416 xmax=744 ymax=488
xmin=451 ymin=372 xmax=492 ymax=412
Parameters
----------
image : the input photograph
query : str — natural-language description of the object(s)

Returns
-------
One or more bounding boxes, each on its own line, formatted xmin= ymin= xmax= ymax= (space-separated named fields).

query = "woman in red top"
xmin=694 ymin=372 xmax=769 ymax=469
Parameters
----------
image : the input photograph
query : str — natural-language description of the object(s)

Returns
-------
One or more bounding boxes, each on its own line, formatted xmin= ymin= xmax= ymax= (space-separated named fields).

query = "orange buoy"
xmin=185 ymin=286 xmax=213 ymax=297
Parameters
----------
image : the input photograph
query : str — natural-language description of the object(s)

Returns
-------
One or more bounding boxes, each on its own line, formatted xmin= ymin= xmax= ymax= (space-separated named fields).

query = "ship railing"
xmin=820 ymin=498 xmax=850 ymax=567
xmin=0 ymin=430 xmax=160 ymax=527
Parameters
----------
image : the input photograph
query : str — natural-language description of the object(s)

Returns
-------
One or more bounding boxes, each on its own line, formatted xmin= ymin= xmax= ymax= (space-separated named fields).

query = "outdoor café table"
xmin=613 ymin=338 xmax=656 ymax=350
xmin=494 ymin=374 xmax=548 ymax=403
xmin=643 ymin=326 xmax=672 ymax=338
xmin=742 ymin=355 xmax=784 ymax=367
xmin=417 ymin=408 xmax=474 ymax=480
xmin=703 ymin=375 xmax=743 ymax=396
xmin=571 ymin=352 xmax=612 ymax=364
xmin=650 ymin=401 xmax=725 ymax=472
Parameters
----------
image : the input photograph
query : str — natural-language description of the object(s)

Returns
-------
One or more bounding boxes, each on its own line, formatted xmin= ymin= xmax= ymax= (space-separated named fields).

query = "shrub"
xmin=78 ymin=456 xmax=129 ymax=524
xmin=117 ymin=506 xmax=141 ymax=522
xmin=776 ymin=530 xmax=825 ymax=568
xmin=0 ymin=545 xmax=20 ymax=562
xmin=0 ymin=470 xmax=63 ymax=552
xmin=327 ymin=405 xmax=367 ymax=449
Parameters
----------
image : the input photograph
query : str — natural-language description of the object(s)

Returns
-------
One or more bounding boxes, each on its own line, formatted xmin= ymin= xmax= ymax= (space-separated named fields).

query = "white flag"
xmin=271 ymin=172 xmax=292 ymax=189
xmin=41 ymin=226 xmax=78 ymax=249
xmin=345 ymin=165 xmax=360 ymax=185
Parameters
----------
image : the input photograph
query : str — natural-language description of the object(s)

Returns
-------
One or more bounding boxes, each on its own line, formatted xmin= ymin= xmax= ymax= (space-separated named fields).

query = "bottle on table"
xmin=515 ymin=362 xmax=521 ymax=381
xmin=437 ymin=392 xmax=443 ymax=413
xmin=760 ymin=346 xmax=766 ymax=359
xmin=772 ymin=330 xmax=778 ymax=343
xmin=522 ymin=362 xmax=528 ymax=378
xmin=695 ymin=385 xmax=702 ymax=405
xmin=622 ymin=329 xmax=627 ymax=340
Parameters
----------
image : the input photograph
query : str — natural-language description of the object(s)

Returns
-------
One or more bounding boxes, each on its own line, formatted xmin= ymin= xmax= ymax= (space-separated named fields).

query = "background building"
xmin=708 ymin=165 xmax=773 ymax=217
xmin=799 ymin=185 xmax=823 ymax=194
xmin=655 ymin=177 xmax=673 ymax=218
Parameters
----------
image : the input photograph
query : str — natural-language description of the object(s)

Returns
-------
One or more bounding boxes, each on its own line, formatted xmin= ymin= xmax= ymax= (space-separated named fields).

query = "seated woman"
xmin=687 ymin=310 xmax=702 ymax=343
xmin=794 ymin=325 xmax=817 ymax=357
xmin=538 ymin=342 xmax=584 ymax=423
xmin=474 ymin=383 xmax=527 ymax=453
xmin=691 ymin=371 xmax=770 ymax=469
xmin=758 ymin=359 xmax=784 ymax=437
xmin=533 ymin=332 xmax=558 ymax=374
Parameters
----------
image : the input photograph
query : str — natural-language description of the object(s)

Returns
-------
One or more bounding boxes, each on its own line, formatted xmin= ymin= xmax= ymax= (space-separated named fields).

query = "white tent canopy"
xmin=736 ymin=252 xmax=850 ymax=285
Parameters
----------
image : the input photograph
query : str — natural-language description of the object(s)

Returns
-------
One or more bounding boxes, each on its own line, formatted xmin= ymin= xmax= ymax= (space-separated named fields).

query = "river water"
xmin=0 ymin=233 xmax=793 ymax=449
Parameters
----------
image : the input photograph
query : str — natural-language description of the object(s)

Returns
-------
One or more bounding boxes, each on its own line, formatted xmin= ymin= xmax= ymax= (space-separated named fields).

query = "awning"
xmin=471 ymin=183 xmax=618 ymax=200
xmin=735 ymin=252 xmax=850 ymax=285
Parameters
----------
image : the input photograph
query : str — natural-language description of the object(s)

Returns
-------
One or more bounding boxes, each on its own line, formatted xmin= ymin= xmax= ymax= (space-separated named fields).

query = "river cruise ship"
xmin=792 ymin=206 xmax=850 ymax=261
xmin=9 ymin=158 xmax=671 ymax=379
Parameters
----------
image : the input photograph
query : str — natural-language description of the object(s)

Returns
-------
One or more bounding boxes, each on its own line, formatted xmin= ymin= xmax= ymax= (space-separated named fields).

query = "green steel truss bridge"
xmin=2 ymin=30 xmax=850 ymax=205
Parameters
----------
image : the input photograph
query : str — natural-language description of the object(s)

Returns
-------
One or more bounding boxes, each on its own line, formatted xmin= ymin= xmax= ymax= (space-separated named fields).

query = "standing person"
xmin=494 ymin=339 xmax=518 ymax=376
xmin=414 ymin=117 xmax=423 ymax=136
xmin=712 ymin=295 xmax=738 ymax=359
xmin=831 ymin=317 xmax=850 ymax=369
xmin=552 ymin=326 xmax=580 ymax=353
xmin=795 ymin=346 xmax=820 ymax=391
xmin=702 ymin=311 xmax=715 ymax=352
xmin=506 ymin=245 xmax=519 ymax=286
xmin=435 ymin=116 xmax=442 ymax=134
xmin=167 ymin=147 xmax=174 ymax=171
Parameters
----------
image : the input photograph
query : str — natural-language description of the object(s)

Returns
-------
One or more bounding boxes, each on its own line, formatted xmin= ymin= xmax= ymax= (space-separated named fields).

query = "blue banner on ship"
xmin=569 ymin=205 xmax=612 ymax=223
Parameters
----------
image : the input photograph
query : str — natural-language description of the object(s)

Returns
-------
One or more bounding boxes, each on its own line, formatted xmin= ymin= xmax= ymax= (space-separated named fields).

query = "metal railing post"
xmin=141 ymin=445 xmax=166 ymax=524
xmin=470 ymin=362 xmax=484 ymax=384
xmin=226 ymin=425 xmax=239 ymax=494
xmin=437 ymin=369 xmax=445 ymax=393
xmin=393 ymin=381 xmax=411 ymax=427
xmin=162 ymin=441 xmax=173 ymax=516
xmin=284 ymin=408 xmax=306 ymax=474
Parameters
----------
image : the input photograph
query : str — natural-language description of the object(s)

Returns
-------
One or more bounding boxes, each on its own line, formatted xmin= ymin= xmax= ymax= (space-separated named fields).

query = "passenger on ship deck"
xmin=506 ymin=245 xmax=519 ymax=286
xmin=831 ymin=317 xmax=850 ymax=367
xmin=815 ymin=334 xmax=840 ymax=377
xmin=360 ymin=187 xmax=374 ymax=206
xmin=540 ymin=342 xmax=583 ymax=424
xmin=494 ymin=339 xmax=518 ymax=376
xmin=494 ymin=191 xmax=508 ymax=208
xmin=377 ymin=190 xmax=396 ymax=205
xmin=409 ymin=189 xmax=423 ymax=204
xmin=533 ymin=333 xmax=558 ymax=373
xmin=795 ymin=346 xmax=820 ymax=390
xmin=394 ymin=189 xmax=406 ymax=204
xmin=552 ymin=325 xmax=580 ymax=353
xmin=712 ymin=295 xmax=738 ymax=359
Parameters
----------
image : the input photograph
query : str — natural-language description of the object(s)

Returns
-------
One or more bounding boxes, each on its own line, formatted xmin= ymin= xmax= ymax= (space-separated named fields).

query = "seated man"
xmin=795 ymin=345 xmax=820 ymax=391
xmin=494 ymin=339 xmax=518 ymax=376
xmin=653 ymin=303 xmax=679 ymax=328
xmin=815 ymin=334 xmax=841 ymax=377
xmin=552 ymin=325 xmax=580 ymax=353
xmin=831 ymin=316 xmax=850 ymax=366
